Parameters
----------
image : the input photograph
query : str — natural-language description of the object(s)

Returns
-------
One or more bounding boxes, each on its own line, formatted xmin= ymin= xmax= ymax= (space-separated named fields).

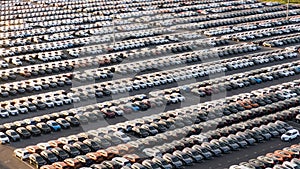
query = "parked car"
xmin=281 ymin=129 xmax=300 ymax=141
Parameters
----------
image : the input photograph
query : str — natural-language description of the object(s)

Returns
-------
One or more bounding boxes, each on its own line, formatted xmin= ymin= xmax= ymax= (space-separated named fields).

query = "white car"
xmin=14 ymin=148 xmax=30 ymax=160
xmin=68 ymin=94 xmax=80 ymax=103
xmin=0 ymin=109 xmax=9 ymax=118
xmin=229 ymin=165 xmax=250 ymax=169
xmin=278 ymin=90 xmax=297 ymax=99
xmin=110 ymin=106 xmax=124 ymax=116
xmin=281 ymin=129 xmax=300 ymax=141
xmin=164 ymin=95 xmax=178 ymax=104
xmin=171 ymin=93 xmax=185 ymax=102
xmin=43 ymin=98 xmax=55 ymax=108
xmin=0 ymin=132 xmax=9 ymax=144
xmin=61 ymin=96 xmax=72 ymax=104
xmin=283 ymin=161 xmax=299 ymax=169
xmin=7 ymin=106 xmax=19 ymax=116
xmin=16 ymin=105 xmax=28 ymax=114
xmin=53 ymin=98 xmax=64 ymax=106
xmin=112 ymin=157 xmax=131 ymax=167
xmin=11 ymin=58 xmax=22 ymax=66
xmin=113 ymin=131 xmax=131 ymax=143
xmin=37 ymin=143 xmax=52 ymax=150
xmin=143 ymin=148 xmax=162 ymax=157
xmin=0 ymin=60 xmax=8 ymax=68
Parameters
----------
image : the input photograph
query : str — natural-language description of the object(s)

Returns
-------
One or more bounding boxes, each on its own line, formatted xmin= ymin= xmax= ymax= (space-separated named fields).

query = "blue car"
xmin=255 ymin=78 xmax=262 ymax=83
xmin=46 ymin=120 xmax=61 ymax=131
xmin=250 ymin=77 xmax=262 ymax=84
xmin=130 ymin=104 xmax=140 ymax=111
xmin=294 ymin=67 xmax=300 ymax=74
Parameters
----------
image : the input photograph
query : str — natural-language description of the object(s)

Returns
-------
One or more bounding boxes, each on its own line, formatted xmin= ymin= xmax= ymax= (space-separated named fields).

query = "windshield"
xmin=236 ymin=137 xmax=243 ymax=141
xmin=201 ymin=148 xmax=208 ymax=153
xmin=70 ymin=118 xmax=77 ymax=122
xmin=210 ymin=145 xmax=218 ymax=149
xmin=172 ymin=157 xmax=179 ymax=162
xmin=70 ymin=147 xmax=78 ymax=152
xmin=21 ymin=129 xmax=28 ymax=133
xmin=219 ymin=142 xmax=227 ymax=147
xmin=11 ymin=132 xmax=17 ymax=136
xmin=120 ymin=134 xmax=127 ymax=138
xmin=261 ymin=130 xmax=268 ymax=134
xmin=157 ymin=124 xmax=164 ymax=128
xmin=161 ymin=160 xmax=168 ymax=165
xmin=48 ymin=153 xmax=55 ymax=159
xmin=191 ymin=151 xmax=199 ymax=156
xmin=59 ymin=150 xmax=67 ymax=156
xmin=140 ymin=128 xmax=147 ymax=133
xmin=148 ymin=126 xmax=155 ymax=130
xmin=182 ymin=154 xmax=190 ymax=159
xmin=81 ymin=144 xmax=89 ymax=150
xmin=41 ymin=124 xmax=47 ymax=128
xmin=151 ymin=163 xmax=160 ymax=169
xmin=91 ymin=142 xmax=98 ymax=147
xmin=36 ymin=156 xmax=44 ymax=162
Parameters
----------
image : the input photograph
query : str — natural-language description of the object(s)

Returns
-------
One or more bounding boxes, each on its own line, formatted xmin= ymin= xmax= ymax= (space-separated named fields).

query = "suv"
xmin=281 ymin=129 xmax=300 ymax=141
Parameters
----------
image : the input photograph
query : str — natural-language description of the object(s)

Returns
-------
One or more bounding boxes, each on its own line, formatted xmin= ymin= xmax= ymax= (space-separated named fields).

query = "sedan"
xmin=36 ymin=122 xmax=51 ymax=134
xmin=5 ymin=130 xmax=20 ymax=142
xmin=0 ymin=132 xmax=10 ymax=144
xmin=16 ymin=127 xmax=31 ymax=139
xmin=56 ymin=118 xmax=71 ymax=129
xmin=65 ymin=116 xmax=80 ymax=127
xmin=26 ymin=125 xmax=42 ymax=136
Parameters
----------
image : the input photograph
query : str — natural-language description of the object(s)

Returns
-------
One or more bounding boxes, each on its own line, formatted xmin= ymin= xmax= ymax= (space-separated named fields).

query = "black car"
xmin=251 ymin=98 xmax=267 ymax=106
xmin=93 ymin=137 xmax=112 ymax=148
xmin=75 ymin=155 xmax=94 ymax=167
xmin=245 ymin=129 xmax=264 ymax=143
xmin=56 ymin=118 xmax=71 ymax=129
xmin=83 ymin=112 xmax=98 ymax=122
xmin=51 ymin=147 xmax=69 ymax=161
xmin=14 ymin=121 xmax=27 ymax=128
xmin=40 ymin=150 xmax=59 ymax=164
xmin=248 ymin=159 xmax=267 ymax=169
xmin=62 ymin=144 xmax=81 ymax=157
xmin=73 ymin=142 xmax=92 ymax=154
xmin=29 ymin=153 xmax=47 ymax=168
xmin=74 ymin=114 xmax=89 ymax=124
xmin=101 ymin=161 xmax=121 ymax=169
xmin=34 ymin=101 xmax=47 ymax=110
xmin=151 ymin=122 xmax=167 ymax=133
xmin=3 ymin=123 xmax=17 ymax=130
xmin=36 ymin=122 xmax=51 ymax=134
xmin=83 ymin=139 xmax=102 ymax=151
xmin=90 ymin=164 xmax=109 ymax=169
xmin=16 ymin=127 xmax=31 ymax=139
xmin=26 ymin=125 xmax=42 ymax=136
xmin=132 ymin=127 xmax=150 ymax=138
xmin=65 ymin=116 xmax=80 ymax=127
